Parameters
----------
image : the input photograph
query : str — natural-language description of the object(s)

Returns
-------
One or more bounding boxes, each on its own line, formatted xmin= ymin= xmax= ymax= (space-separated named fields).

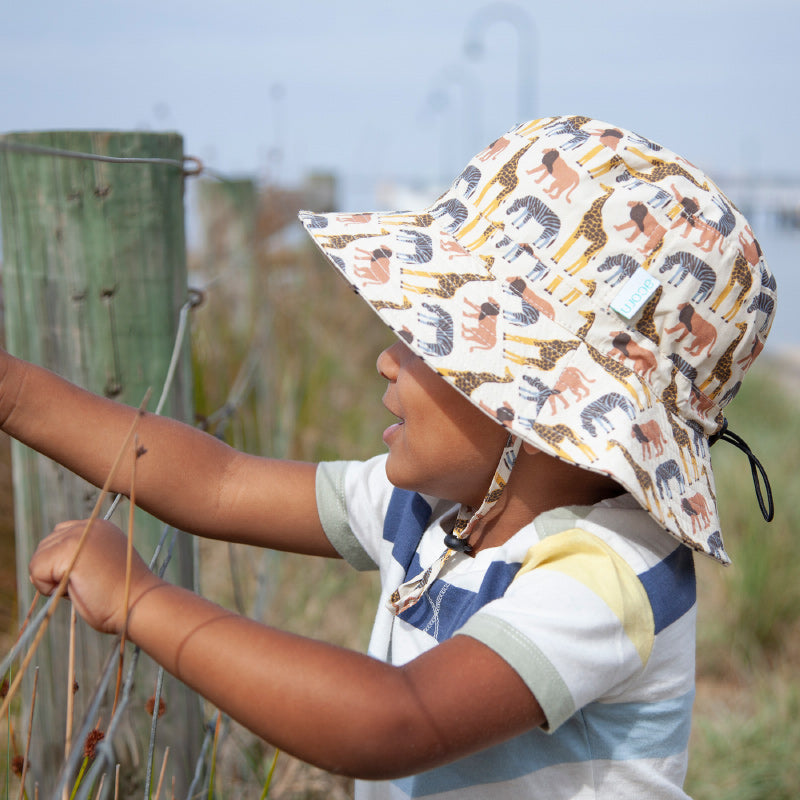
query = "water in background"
xmin=745 ymin=212 xmax=798 ymax=353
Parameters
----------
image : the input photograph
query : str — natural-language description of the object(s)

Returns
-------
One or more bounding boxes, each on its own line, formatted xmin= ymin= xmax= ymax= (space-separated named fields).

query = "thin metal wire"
xmin=102 ymin=287 xmax=204 ymax=523
xmin=185 ymin=722 xmax=216 ymax=800
xmin=154 ymin=290 xmax=205 ymax=416
xmin=0 ymin=596 xmax=57 ymax=678
xmin=51 ymin=645 xmax=121 ymax=800
xmin=68 ymin=526 xmax=178 ymax=800
xmin=203 ymin=329 xmax=265 ymax=434
xmin=142 ymin=668 xmax=167 ymax=800
xmin=0 ymin=139 xmax=203 ymax=176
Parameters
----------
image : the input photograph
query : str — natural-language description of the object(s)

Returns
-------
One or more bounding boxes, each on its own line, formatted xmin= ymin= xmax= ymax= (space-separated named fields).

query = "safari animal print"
xmin=300 ymin=112 xmax=776 ymax=566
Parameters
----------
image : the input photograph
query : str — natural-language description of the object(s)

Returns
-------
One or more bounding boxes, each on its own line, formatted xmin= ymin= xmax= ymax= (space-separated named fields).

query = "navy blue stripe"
xmin=638 ymin=545 xmax=696 ymax=633
xmin=383 ymin=488 xmax=431 ymax=570
xmin=399 ymin=560 xmax=521 ymax=641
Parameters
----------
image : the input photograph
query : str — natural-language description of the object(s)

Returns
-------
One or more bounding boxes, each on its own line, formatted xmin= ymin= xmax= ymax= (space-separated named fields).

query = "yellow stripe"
xmin=515 ymin=529 xmax=655 ymax=665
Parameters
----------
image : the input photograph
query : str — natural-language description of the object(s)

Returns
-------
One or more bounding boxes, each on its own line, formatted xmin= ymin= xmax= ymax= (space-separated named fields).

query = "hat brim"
xmin=301 ymin=199 xmax=728 ymax=563
xmin=297 ymin=109 xmax=780 ymax=565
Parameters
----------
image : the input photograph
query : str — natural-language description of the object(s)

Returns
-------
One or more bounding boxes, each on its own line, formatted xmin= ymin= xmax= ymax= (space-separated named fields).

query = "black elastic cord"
xmin=443 ymin=532 xmax=474 ymax=554
xmin=709 ymin=418 xmax=775 ymax=522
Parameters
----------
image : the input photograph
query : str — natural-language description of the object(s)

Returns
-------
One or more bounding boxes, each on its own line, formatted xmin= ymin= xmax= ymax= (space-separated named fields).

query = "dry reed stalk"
xmin=63 ymin=606 xmax=78 ymax=800
xmin=112 ymin=434 xmax=141 ymax=715
xmin=16 ymin=666 xmax=38 ymax=800
xmin=91 ymin=774 xmax=104 ymax=800
xmin=208 ymin=711 xmax=222 ymax=800
xmin=0 ymin=392 xmax=150 ymax=722
xmin=152 ymin=746 xmax=170 ymax=800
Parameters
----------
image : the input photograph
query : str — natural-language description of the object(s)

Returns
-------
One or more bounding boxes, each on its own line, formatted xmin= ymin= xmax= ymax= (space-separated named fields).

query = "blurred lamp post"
xmin=441 ymin=63 xmax=483 ymax=161
xmin=423 ymin=88 xmax=453 ymax=186
xmin=464 ymin=1 xmax=537 ymax=122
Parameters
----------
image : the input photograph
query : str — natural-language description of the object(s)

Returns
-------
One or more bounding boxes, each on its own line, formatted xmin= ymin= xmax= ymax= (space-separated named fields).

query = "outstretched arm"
xmin=0 ymin=351 xmax=335 ymax=556
xmin=30 ymin=520 xmax=544 ymax=779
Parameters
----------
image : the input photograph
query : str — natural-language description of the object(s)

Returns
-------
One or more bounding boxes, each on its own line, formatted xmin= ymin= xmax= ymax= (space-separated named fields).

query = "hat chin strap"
xmin=387 ymin=434 xmax=523 ymax=616
xmin=709 ymin=418 xmax=774 ymax=522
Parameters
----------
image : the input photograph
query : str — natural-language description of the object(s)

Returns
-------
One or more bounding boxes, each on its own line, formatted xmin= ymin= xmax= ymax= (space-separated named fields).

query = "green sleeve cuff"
xmin=456 ymin=613 xmax=575 ymax=732
xmin=315 ymin=461 xmax=377 ymax=571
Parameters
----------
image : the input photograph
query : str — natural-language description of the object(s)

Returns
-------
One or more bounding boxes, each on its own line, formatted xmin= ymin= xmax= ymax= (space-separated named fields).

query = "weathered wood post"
xmin=0 ymin=131 xmax=202 ymax=796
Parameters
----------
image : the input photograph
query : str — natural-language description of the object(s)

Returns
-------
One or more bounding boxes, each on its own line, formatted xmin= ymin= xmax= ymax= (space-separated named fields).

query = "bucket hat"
xmin=300 ymin=115 xmax=777 ymax=565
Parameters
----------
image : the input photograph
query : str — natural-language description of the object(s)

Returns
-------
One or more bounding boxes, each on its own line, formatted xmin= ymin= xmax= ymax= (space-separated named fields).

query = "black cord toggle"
xmin=443 ymin=532 xmax=473 ymax=554
xmin=709 ymin=418 xmax=774 ymax=522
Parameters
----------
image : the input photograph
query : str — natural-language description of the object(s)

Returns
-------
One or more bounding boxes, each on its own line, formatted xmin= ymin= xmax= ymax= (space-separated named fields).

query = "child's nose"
xmin=376 ymin=348 xmax=394 ymax=381
xmin=376 ymin=341 xmax=405 ymax=380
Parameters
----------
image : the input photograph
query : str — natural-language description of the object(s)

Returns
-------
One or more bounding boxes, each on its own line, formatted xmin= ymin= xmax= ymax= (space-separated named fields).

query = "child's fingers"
xmin=28 ymin=518 xmax=135 ymax=633
xmin=28 ymin=522 xmax=83 ymax=593
xmin=28 ymin=567 xmax=60 ymax=597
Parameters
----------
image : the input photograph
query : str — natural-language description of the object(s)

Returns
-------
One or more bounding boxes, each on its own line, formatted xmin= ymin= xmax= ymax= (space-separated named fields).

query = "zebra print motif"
xmin=417 ymin=303 xmax=453 ymax=357
xmin=580 ymin=392 xmax=636 ymax=436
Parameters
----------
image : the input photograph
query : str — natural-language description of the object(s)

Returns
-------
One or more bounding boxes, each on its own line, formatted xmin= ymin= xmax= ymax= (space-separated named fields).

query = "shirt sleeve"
xmin=315 ymin=455 xmax=395 ymax=571
xmin=456 ymin=528 xmax=655 ymax=732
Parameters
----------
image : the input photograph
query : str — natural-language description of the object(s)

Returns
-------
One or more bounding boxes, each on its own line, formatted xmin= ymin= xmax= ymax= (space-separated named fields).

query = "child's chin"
xmin=383 ymin=457 xmax=419 ymax=493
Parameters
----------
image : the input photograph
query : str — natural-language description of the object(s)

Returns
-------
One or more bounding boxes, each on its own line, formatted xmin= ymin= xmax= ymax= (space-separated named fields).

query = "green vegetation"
xmin=687 ymin=363 xmax=800 ymax=799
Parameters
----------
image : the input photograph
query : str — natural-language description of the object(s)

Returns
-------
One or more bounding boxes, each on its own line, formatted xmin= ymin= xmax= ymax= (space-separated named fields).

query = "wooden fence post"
xmin=0 ymin=131 xmax=202 ymax=796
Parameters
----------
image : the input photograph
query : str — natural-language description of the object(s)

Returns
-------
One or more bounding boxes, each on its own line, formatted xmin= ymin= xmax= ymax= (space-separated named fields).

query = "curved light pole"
xmin=464 ymin=1 xmax=537 ymax=123
xmin=440 ymin=63 xmax=484 ymax=168
xmin=422 ymin=87 xmax=453 ymax=186
xmin=421 ymin=63 xmax=484 ymax=186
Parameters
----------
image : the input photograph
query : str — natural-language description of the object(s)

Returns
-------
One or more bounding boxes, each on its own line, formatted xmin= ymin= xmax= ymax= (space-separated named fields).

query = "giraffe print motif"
xmin=502 ymin=335 xmax=580 ymax=370
xmin=517 ymin=418 xmax=597 ymax=463
xmin=314 ymin=229 xmax=391 ymax=249
xmin=550 ymin=184 xmax=615 ymax=277
xmin=436 ymin=365 xmax=515 ymax=397
xmin=660 ymin=373 xmax=701 ymax=480
xmin=698 ymin=322 xmax=748 ymax=400
xmin=585 ymin=343 xmax=651 ymax=410
xmin=622 ymin=147 xmax=711 ymax=191
xmin=401 ymin=267 xmax=495 ymax=299
xmin=710 ymin=251 xmax=753 ymax=322
xmin=606 ymin=439 xmax=662 ymax=514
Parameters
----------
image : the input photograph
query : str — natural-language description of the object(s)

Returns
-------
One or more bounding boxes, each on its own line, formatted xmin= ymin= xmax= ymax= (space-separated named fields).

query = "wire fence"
xmin=0 ymin=136 xmax=279 ymax=798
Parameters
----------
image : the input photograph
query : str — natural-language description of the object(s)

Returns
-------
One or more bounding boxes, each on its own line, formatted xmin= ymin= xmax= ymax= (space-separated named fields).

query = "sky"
xmin=1 ymin=0 xmax=798 ymax=346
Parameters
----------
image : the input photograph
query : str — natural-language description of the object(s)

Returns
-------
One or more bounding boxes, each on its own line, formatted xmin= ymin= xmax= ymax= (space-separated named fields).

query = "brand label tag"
xmin=610 ymin=267 xmax=661 ymax=319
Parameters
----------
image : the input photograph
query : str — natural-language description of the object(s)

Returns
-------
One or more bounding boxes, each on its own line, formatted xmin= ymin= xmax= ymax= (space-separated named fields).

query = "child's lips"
xmin=382 ymin=420 xmax=404 ymax=445
xmin=382 ymin=406 xmax=404 ymax=445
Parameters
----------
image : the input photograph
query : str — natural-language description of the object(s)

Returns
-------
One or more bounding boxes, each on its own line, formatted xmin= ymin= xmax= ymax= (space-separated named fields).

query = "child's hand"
xmin=29 ymin=519 xmax=159 ymax=635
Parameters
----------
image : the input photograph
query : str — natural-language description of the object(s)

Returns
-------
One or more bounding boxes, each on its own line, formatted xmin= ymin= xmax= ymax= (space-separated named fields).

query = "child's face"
xmin=377 ymin=341 xmax=508 ymax=507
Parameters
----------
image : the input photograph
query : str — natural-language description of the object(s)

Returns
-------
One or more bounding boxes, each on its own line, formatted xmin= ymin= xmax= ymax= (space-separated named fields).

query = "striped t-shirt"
xmin=316 ymin=455 xmax=696 ymax=799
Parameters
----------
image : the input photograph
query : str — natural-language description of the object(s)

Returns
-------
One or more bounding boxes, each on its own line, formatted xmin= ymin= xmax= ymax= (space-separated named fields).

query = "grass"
xmin=693 ymin=361 xmax=800 ymax=667
xmin=687 ymin=361 xmax=800 ymax=799
xmin=688 ymin=675 xmax=800 ymax=800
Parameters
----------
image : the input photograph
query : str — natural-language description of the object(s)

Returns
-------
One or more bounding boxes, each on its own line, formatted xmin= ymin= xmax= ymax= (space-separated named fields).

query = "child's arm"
xmin=0 ymin=351 xmax=334 ymax=557
xmin=30 ymin=519 xmax=544 ymax=779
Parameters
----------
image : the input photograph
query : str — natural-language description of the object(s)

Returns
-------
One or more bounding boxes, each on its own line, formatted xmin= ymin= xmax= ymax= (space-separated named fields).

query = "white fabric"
xmin=316 ymin=455 xmax=697 ymax=799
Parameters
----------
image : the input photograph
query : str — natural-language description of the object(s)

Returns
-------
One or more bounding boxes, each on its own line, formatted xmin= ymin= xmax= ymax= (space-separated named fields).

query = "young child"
xmin=11 ymin=115 xmax=776 ymax=798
